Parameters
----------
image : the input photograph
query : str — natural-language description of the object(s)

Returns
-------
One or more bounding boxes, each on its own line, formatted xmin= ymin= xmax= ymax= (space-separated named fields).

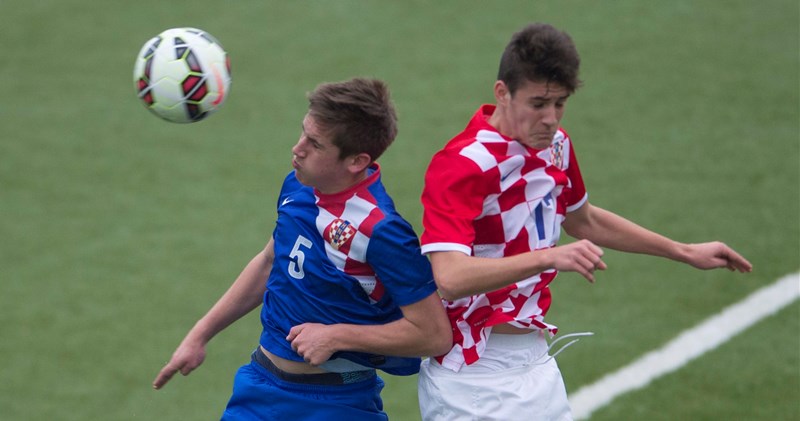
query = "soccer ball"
xmin=133 ymin=28 xmax=231 ymax=123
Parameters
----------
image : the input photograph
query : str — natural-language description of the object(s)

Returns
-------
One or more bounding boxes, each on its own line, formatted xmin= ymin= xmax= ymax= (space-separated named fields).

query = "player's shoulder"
xmin=276 ymin=171 xmax=314 ymax=206
xmin=555 ymin=127 xmax=574 ymax=145
xmin=366 ymin=204 xmax=418 ymax=241
xmin=428 ymin=131 xmax=490 ymax=170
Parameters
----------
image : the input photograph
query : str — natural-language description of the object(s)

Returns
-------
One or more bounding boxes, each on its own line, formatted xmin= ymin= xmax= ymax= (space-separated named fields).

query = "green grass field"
xmin=1 ymin=0 xmax=798 ymax=419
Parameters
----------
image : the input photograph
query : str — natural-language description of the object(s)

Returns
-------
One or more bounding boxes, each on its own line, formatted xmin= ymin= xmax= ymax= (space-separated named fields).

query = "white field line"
xmin=569 ymin=272 xmax=800 ymax=420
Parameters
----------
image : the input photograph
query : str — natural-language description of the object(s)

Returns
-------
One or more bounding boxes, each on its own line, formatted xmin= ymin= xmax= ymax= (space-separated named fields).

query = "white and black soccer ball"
xmin=133 ymin=28 xmax=231 ymax=123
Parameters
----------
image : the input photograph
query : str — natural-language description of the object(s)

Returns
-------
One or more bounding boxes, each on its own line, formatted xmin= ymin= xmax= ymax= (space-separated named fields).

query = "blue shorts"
xmin=221 ymin=351 xmax=388 ymax=420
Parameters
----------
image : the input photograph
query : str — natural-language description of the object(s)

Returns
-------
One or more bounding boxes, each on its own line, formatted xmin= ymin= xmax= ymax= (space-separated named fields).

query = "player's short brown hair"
xmin=307 ymin=78 xmax=398 ymax=162
xmin=498 ymin=23 xmax=582 ymax=95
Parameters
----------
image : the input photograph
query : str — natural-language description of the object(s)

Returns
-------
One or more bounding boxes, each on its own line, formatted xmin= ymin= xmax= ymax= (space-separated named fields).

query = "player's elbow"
xmin=435 ymin=274 xmax=470 ymax=302
xmin=426 ymin=317 xmax=453 ymax=356
xmin=429 ymin=251 xmax=474 ymax=301
xmin=429 ymin=334 xmax=453 ymax=357
xmin=436 ymin=287 xmax=458 ymax=302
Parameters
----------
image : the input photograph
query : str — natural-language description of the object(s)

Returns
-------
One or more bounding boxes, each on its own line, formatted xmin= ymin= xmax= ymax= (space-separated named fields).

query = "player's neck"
xmin=487 ymin=105 xmax=512 ymax=139
xmin=316 ymin=170 xmax=369 ymax=196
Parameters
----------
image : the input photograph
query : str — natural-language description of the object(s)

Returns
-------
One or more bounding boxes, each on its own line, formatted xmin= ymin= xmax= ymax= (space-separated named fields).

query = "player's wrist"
xmin=185 ymin=320 xmax=216 ymax=346
xmin=668 ymin=241 xmax=693 ymax=264
xmin=528 ymin=248 xmax=554 ymax=273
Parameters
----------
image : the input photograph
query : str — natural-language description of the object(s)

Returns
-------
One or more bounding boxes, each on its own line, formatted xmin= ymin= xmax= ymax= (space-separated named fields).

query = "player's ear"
xmin=348 ymin=153 xmax=372 ymax=174
xmin=494 ymin=80 xmax=510 ymax=106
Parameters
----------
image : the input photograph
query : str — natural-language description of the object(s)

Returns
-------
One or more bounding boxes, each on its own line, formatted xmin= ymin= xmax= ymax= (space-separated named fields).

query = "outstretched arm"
xmin=562 ymin=203 xmax=752 ymax=272
xmin=152 ymin=240 xmax=275 ymax=389
xmin=286 ymin=292 xmax=452 ymax=365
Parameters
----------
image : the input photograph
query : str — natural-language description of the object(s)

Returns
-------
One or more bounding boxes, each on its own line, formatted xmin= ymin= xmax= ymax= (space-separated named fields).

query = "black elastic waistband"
xmin=251 ymin=349 xmax=375 ymax=386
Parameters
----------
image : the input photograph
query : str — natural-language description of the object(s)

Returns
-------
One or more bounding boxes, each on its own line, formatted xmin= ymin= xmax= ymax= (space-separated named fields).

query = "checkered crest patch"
xmin=550 ymin=140 xmax=564 ymax=169
xmin=328 ymin=218 xmax=356 ymax=250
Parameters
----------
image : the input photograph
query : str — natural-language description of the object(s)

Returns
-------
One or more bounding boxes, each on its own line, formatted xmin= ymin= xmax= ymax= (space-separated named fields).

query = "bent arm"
xmin=287 ymin=292 xmax=453 ymax=365
xmin=430 ymin=250 xmax=552 ymax=300
xmin=563 ymin=203 xmax=752 ymax=272
xmin=153 ymin=240 xmax=275 ymax=389
xmin=429 ymin=240 xmax=606 ymax=301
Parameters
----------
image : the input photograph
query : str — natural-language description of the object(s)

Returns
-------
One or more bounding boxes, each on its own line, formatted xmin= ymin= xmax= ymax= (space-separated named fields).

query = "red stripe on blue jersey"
xmin=317 ymin=180 xmax=388 ymax=302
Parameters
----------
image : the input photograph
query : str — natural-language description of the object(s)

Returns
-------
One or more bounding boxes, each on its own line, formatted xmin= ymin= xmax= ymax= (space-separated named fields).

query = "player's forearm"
xmin=288 ymin=294 xmax=452 ymax=362
xmin=329 ymin=294 xmax=451 ymax=357
xmin=565 ymin=204 xmax=685 ymax=260
xmin=186 ymin=246 xmax=273 ymax=344
xmin=431 ymin=251 xmax=553 ymax=301
xmin=188 ymin=288 xmax=263 ymax=345
xmin=329 ymin=319 xmax=450 ymax=358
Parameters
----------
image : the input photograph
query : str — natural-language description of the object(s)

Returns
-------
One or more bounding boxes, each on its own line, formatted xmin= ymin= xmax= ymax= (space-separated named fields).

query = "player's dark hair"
xmin=307 ymin=78 xmax=397 ymax=162
xmin=498 ymin=23 xmax=582 ymax=95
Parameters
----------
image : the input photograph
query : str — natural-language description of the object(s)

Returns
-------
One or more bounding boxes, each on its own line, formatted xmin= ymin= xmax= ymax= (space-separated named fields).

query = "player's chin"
xmin=528 ymin=136 xmax=553 ymax=149
xmin=294 ymin=172 xmax=313 ymax=187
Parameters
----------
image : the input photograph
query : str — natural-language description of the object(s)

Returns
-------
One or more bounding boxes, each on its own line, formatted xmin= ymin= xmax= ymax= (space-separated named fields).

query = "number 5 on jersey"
xmin=288 ymin=235 xmax=312 ymax=279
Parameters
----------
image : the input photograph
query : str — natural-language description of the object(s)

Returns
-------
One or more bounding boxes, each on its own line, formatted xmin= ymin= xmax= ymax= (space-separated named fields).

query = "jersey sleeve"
xmin=366 ymin=217 xmax=437 ymax=307
xmin=275 ymin=171 xmax=300 ymax=211
xmin=420 ymin=150 xmax=488 ymax=255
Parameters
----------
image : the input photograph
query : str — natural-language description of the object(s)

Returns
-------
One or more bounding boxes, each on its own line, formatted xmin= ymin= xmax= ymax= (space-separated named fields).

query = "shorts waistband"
xmin=487 ymin=331 xmax=548 ymax=351
xmin=251 ymin=349 xmax=376 ymax=386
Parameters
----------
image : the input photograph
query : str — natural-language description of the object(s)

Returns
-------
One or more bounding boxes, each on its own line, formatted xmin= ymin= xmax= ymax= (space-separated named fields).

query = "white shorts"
xmin=418 ymin=332 xmax=572 ymax=421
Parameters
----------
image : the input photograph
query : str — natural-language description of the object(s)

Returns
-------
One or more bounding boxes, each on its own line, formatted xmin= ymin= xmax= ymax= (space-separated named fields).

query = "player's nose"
xmin=292 ymin=138 xmax=306 ymax=157
xmin=541 ymin=106 xmax=558 ymax=127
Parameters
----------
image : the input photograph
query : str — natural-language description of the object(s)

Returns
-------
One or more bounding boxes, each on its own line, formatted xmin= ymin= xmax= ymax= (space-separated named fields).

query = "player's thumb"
xmin=286 ymin=324 xmax=303 ymax=341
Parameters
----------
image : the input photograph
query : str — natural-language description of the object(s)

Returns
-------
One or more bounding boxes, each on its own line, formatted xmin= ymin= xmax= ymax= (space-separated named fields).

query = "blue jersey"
xmin=259 ymin=164 xmax=436 ymax=376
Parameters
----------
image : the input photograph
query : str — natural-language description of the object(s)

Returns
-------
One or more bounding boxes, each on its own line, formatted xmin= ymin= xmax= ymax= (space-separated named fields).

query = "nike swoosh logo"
xmin=500 ymin=163 xmax=524 ymax=182
xmin=281 ymin=197 xmax=294 ymax=206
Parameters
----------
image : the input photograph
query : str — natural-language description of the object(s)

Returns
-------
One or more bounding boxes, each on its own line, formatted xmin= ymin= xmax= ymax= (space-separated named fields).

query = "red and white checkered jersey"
xmin=420 ymin=105 xmax=588 ymax=371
